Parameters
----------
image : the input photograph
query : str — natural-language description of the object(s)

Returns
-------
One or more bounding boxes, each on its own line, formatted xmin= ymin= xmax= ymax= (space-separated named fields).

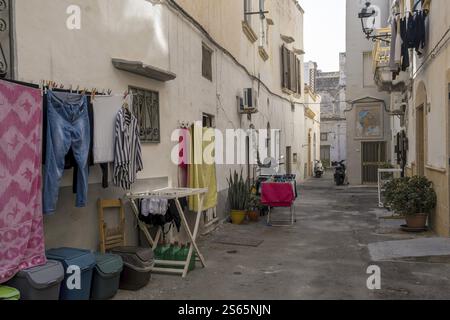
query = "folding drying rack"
xmin=126 ymin=187 xmax=208 ymax=278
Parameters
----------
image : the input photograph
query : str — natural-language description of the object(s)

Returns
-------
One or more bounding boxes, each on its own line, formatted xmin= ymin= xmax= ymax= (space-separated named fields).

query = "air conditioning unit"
xmin=240 ymin=88 xmax=258 ymax=114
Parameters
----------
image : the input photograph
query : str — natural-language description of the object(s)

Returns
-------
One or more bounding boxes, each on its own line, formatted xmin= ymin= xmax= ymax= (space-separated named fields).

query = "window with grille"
xmin=202 ymin=43 xmax=213 ymax=81
xmin=129 ymin=87 xmax=160 ymax=143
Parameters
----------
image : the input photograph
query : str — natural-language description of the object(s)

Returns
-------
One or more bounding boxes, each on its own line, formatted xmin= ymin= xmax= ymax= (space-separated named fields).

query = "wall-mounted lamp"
xmin=358 ymin=1 xmax=390 ymax=43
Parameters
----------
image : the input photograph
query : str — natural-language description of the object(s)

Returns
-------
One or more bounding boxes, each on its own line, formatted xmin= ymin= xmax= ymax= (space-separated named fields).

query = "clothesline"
xmin=1 ymin=77 xmax=142 ymax=100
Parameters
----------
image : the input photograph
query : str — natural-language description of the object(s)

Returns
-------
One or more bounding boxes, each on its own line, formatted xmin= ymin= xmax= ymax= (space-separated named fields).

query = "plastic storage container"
xmin=0 ymin=286 xmax=20 ymax=300
xmin=177 ymin=245 xmax=196 ymax=271
xmin=111 ymin=247 xmax=154 ymax=291
xmin=6 ymin=260 xmax=64 ymax=300
xmin=46 ymin=248 xmax=96 ymax=300
xmin=90 ymin=253 xmax=123 ymax=300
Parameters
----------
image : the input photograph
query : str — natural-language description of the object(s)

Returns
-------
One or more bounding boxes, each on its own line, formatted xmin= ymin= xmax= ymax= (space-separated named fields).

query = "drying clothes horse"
xmin=261 ymin=182 xmax=296 ymax=227
xmin=127 ymin=188 xmax=207 ymax=278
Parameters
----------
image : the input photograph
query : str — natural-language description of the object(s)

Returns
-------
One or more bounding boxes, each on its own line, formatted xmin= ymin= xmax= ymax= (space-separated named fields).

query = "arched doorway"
xmin=415 ymin=82 xmax=427 ymax=176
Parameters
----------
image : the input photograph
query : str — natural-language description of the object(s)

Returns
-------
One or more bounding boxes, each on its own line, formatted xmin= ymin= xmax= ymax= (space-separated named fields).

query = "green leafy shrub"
xmin=385 ymin=176 xmax=437 ymax=215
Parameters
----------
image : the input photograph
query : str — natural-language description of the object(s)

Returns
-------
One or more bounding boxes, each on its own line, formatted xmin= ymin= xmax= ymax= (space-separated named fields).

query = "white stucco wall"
xmin=13 ymin=0 xmax=309 ymax=249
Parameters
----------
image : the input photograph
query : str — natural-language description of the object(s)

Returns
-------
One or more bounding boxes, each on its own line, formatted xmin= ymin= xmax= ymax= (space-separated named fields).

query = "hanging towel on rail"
xmin=188 ymin=126 xmax=217 ymax=212
xmin=0 ymin=80 xmax=47 ymax=283
xmin=93 ymin=95 xmax=130 ymax=164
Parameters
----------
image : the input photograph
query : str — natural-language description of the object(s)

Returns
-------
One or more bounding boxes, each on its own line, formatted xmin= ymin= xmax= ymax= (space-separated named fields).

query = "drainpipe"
xmin=259 ymin=0 xmax=265 ymax=48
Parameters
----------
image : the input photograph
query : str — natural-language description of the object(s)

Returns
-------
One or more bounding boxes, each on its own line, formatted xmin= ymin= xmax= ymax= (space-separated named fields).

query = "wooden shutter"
xmin=289 ymin=51 xmax=296 ymax=92
xmin=281 ymin=45 xmax=289 ymax=89
xmin=297 ymin=57 xmax=302 ymax=94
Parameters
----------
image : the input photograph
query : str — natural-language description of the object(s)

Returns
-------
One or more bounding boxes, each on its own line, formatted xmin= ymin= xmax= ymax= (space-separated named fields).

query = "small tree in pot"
xmin=227 ymin=170 xmax=250 ymax=225
xmin=385 ymin=176 xmax=437 ymax=229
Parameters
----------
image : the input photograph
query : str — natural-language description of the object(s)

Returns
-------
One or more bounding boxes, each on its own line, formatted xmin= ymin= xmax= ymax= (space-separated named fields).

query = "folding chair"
xmin=98 ymin=199 xmax=126 ymax=254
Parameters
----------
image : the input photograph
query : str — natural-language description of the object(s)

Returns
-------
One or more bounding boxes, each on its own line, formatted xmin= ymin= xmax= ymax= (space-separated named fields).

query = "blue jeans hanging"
xmin=43 ymin=91 xmax=90 ymax=214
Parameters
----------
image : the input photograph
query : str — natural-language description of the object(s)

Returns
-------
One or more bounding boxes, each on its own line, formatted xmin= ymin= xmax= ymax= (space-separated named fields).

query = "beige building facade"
xmin=346 ymin=0 xmax=392 ymax=185
xmin=370 ymin=0 xmax=449 ymax=236
xmin=5 ymin=0 xmax=317 ymax=250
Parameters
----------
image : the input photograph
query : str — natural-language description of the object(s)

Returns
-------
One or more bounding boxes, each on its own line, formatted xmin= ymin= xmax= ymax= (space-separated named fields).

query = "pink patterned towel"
xmin=0 ymin=80 xmax=46 ymax=284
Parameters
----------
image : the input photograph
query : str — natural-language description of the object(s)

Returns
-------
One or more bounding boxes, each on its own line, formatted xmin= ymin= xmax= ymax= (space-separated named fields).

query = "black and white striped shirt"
xmin=113 ymin=108 xmax=143 ymax=190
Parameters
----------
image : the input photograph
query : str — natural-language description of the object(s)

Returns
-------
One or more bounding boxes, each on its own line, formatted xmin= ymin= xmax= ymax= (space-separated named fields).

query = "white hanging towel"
xmin=93 ymin=95 xmax=131 ymax=163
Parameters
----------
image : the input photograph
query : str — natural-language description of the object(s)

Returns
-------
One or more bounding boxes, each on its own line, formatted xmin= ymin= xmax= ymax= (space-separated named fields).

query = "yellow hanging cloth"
xmin=188 ymin=125 xmax=218 ymax=211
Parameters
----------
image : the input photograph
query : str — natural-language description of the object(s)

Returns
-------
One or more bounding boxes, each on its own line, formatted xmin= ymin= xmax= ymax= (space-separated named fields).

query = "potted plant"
xmin=384 ymin=176 xmax=437 ymax=229
xmin=227 ymin=170 xmax=250 ymax=225
xmin=247 ymin=192 xmax=261 ymax=222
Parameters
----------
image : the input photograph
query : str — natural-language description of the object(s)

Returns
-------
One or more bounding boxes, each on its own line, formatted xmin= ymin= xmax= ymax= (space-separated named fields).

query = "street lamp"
xmin=358 ymin=1 xmax=390 ymax=43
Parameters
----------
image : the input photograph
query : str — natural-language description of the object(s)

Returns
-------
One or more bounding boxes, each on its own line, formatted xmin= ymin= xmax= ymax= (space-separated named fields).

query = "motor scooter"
xmin=333 ymin=160 xmax=346 ymax=186
xmin=314 ymin=160 xmax=324 ymax=178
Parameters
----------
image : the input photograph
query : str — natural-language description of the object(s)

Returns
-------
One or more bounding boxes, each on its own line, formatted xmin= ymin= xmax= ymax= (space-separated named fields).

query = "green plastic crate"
xmin=0 ymin=286 xmax=20 ymax=300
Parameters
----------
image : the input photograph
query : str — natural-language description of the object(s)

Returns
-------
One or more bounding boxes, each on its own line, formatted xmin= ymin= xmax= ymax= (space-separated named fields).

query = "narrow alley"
xmin=116 ymin=173 xmax=450 ymax=300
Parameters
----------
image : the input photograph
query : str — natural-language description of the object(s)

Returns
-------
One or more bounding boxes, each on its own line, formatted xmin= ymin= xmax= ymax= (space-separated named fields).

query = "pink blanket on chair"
xmin=0 ymin=80 xmax=46 ymax=283
xmin=261 ymin=182 xmax=295 ymax=207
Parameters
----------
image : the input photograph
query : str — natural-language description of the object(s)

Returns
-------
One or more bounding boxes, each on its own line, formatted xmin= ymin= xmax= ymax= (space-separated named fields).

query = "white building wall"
xmin=12 ymin=0 xmax=309 ymax=250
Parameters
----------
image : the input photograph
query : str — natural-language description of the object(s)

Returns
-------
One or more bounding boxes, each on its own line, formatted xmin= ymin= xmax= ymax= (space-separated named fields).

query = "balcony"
xmin=372 ymin=28 xmax=406 ymax=93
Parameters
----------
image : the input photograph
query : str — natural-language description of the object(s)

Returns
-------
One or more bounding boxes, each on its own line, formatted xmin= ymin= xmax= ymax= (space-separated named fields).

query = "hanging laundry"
xmin=389 ymin=15 xmax=402 ymax=73
xmin=93 ymin=95 xmax=130 ymax=164
xmin=178 ymin=128 xmax=190 ymax=188
xmin=188 ymin=126 xmax=218 ymax=212
xmin=414 ymin=10 xmax=427 ymax=56
xmin=0 ymin=80 xmax=47 ymax=283
xmin=113 ymin=108 xmax=143 ymax=190
xmin=42 ymin=92 xmax=111 ymax=192
xmin=140 ymin=197 xmax=169 ymax=217
xmin=138 ymin=199 xmax=182 ymax=232
xmin=43 ymin=91 xmax=90 ymax=214
xmin=400 ymin=16 xmax=410 ymax=71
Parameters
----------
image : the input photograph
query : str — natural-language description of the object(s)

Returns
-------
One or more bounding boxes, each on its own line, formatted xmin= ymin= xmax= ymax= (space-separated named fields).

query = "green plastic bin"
xmin=90 ymin=253 xmax=123 ymax=300
xmin=0 ymin=286 xmax=20 ymax=300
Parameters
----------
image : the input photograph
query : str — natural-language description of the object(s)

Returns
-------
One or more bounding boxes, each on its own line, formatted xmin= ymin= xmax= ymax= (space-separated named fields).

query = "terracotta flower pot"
xmin=231 ymin=210 xmax=247 ymax=225
xmin=247 ymin=210 xmax=259 ymax=222
xmin=405 ymin=214 xmax=428 ymax=229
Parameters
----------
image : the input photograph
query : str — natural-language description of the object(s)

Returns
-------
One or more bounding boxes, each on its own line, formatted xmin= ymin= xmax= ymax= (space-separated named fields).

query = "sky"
xmin=300 ymin=0 xmax=346 ymax=72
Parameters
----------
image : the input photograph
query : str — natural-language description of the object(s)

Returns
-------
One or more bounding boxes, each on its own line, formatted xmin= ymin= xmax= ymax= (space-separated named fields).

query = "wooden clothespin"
xmin=122 ymin=89 xmax=131 ymax=109
xmin=91 ymin=88 xmax=97 ymax=101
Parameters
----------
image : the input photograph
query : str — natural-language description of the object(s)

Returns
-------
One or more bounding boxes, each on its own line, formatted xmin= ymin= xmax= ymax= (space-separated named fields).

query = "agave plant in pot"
xmin=384 ymin=176 xmax=437 ymax=229
xmin=227 ymin=170 xmax=250 ymax=225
